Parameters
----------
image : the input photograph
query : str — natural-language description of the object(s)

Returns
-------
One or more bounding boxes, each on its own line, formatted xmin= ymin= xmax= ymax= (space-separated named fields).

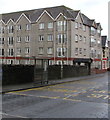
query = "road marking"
xmin=8 ymin=92 xmax=61 ymax=100
xmin=63 ymin=98 xmax=82 ymax=102
xmin=2 ymin=112 xmax=28 ymax=118
xmin=87 ymin=94 xmax=110 ymax=99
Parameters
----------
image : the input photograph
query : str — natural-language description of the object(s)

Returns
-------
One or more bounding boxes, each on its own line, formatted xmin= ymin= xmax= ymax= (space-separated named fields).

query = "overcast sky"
xmin=0 ymin=0 xmax=109 ymax=36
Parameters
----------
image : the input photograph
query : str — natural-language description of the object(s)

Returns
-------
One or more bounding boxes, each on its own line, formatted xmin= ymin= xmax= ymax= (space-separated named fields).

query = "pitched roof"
xmin=1 ymin=5 xmax=101 ymax=29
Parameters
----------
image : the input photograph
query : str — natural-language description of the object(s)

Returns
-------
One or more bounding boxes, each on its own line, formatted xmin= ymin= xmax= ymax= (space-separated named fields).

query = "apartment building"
xmin=101 ymin=36 xmax=109 ymax=69
xmin=108 ymin=41 xmax=110 ymax=67
xmin=0 ymin=5 xmax=102 ymax=68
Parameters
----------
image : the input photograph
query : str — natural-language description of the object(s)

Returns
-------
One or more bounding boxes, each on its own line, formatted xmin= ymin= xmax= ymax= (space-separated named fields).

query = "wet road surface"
xmin=2 ymin=72 xmax=109 ymax=118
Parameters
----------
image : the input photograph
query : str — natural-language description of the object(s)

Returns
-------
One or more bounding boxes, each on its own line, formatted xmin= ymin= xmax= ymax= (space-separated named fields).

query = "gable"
xmin=75 ymin=11 xmax=83 ymax=23
xmin=36 ymin=10 xmax=54 ymax=22
xmin=16 ymin=13 xmax=31 ymax=24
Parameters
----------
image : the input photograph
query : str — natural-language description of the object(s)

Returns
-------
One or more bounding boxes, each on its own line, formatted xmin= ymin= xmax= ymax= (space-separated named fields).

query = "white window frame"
xmin=8 ymin=37 xmax=14 ymax=45
xmin=84 ymin=49 xmax=86 ymax=56
xmin=57 ymin=34 xmax=67 ymax=44
xmin=39 ymin=47 xmax=43 ymax=54
xmin=47 ymin=47 xmax=53 ymax=54
xmin=25 ymin=47 xmax=30 ymax=54
xmin=83 ymin=25 xmax=86 ymax=31
xmin=79 ymin=35 xmax=82 ymax=41
xmin=8 ymin=48 xmax=14 ymax=56
xmin=75 ymin=35 xmax=78 ymax=42
xmin=16 ymin=48 xmax=21 ymax=54
xmin=25 ymin=36 xmax=30 ymax=42
xmin=39 ymin=35 xmax=44 ymax=41
xmin=75 ymin=22 xmax=78 ymax=29
xmin=26 ymin=24 xmax=31 ymax=30
xmin=39 ymin=23 xmax=44 ymax=30
xmin=0 ymin=37 xmax=5 ymax=44
xmin=17 ymin=36 xmax=21 ymax=42
xmin=57 ymin=21 xmax=66 ymax=31
xmin=75 ymin=48 xmax=78 ymax=55
xmin=47 ymin=34 xmax=53 ymax=41
xmin=0 ymin=48 xmax=4 ymax=56
xmin=84 ymin=37 xmax=86 ymax=43
xmin=79 ymin=48 xmax=82 ymax=54
xmin=48 ymin=22 xmax=53 ymax=29
xmin=17 ymin=25 xmax=21 ymax=30
xmin=57 ymin=47 xmax=66 ymax=57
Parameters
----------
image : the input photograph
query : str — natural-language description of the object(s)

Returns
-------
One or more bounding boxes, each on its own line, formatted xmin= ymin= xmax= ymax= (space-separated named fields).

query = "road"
xmin=2 ymin=72 xmax=109 ymax=118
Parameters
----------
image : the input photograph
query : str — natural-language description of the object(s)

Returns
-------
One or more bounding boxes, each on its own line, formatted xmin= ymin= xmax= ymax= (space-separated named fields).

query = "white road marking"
xmin=2 ymin=112 xmax=28 ymax=118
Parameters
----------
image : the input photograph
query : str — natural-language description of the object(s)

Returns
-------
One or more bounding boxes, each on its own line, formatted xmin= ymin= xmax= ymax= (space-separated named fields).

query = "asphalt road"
xmin=2 ymin=72 xmax=109 ymax=119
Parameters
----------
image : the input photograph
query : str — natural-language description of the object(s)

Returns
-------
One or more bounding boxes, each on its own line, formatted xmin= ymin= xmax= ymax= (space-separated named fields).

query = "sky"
xmin=0 ymin=0 xmax=109 ymax=36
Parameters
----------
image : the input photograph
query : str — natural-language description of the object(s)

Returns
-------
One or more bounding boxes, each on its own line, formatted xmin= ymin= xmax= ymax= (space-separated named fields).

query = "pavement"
xmin=1 ymin=72 xmax=106 ymax=93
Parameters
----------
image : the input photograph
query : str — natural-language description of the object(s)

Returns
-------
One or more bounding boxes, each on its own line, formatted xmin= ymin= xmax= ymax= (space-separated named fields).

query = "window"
xmin=79 ymin=48 xmax=82 ymax=54
xmin=84 ymin=49 xmax=86 ymax=56
xmin=83 ymin=25 xmax=86 ymax=31
xmin=0 ymin=49 xmax=4 ymax=56
xmin=25 ymin=47 xmax=30 ymax=54
xmin=75 ymin=35 xmax=78 ymax=42
xmin=90 ymin=48 xmax=95 ymax=58
xmin=79 ymin=35 xmax=82 ymax=41
xmin=0 ymin=27 xmax=1 ymax=34
xmin=57 ymin=47 xmax=66 ymax=57
xmin=57 ymin=48 xmax=62 ymax=57
xmin=90 ymin=37 xmax=96 ymax=47
xmin=17 ymin=36 xmax=21 ymax=42
xmin=25 ymin=36 xmax=30 ymax=42
xmin=8 ymin=25 xmax=14 ymax=33
xmin=75 ymin=22 xmax=78 ymax=29
xmin=0 ymin=27 xmax=5 ymax=34
xmin=75 ymin=48 xmax=78 ymax=55
xmin=79 ymin=23 xmax=82 ymax=28
xmin=84 ymin=37 xmax=86 ymax=43
xmin=0 ymin=37 xmax=5 ymax=44
xmin=39 ymin=35 xmax=44 ymax=41
xmin=91 ymin=27 xmax=96 ymax=35
xmin=57 ymin=21 xmax=66 ymax=31
xmin=97 ymin=40 xmax=101 ymax=47
xmin=48 ymin=22 xmax=53 ymax=29
xmin=57 ymin=34 xmax=67 ymax=44
xmin=8 ymin=49 xmax=14 ymax=56
xmin=47 ymin=34 xmax=53 ymax=41
xmin=39 ymin=23 xmax=44 ymax=29
xmin=17 ymin=25 xmax=21 ymax=30
xmin=26 ymin=24 xmax=30 ymax=30
xmin=39 ymin=47 xmax=43 ymax=54
xmin=97 ymin=29 xmax=101 ymax=37
xmin=47 ymin=47 xmax=53 ymax=54
xmin=16 ymin=48 xmax=21 ymax=54
xmin=8 ymin=37 xmax=14 ymax=45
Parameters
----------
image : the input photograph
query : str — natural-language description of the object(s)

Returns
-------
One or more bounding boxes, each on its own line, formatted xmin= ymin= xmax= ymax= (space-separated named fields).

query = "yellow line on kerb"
xmin=8 ymin=87 xmax=44 ymax=93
